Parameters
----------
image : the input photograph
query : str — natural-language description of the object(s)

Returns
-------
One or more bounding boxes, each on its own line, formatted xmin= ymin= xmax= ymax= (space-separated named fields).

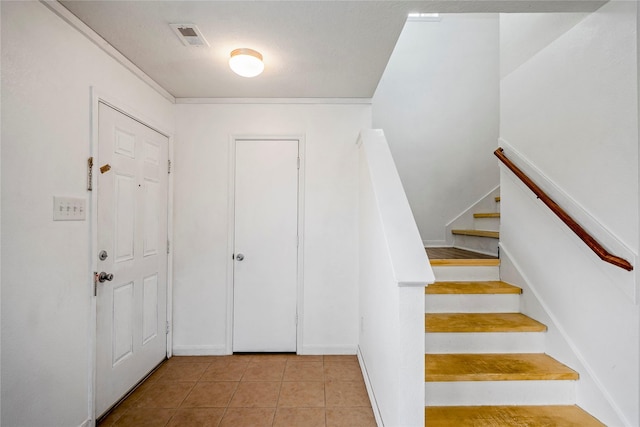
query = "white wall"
xmin=500 ymin=12 xmax=591 ymax=79
xmin=372 ymin=14 xmax=500 ymax=246
xmin=1 ymin=2 xmax=174 ymax=426
xmin=499 ymin=2 xmax=639 ymax=425
xmin=501 ymin=4 xmax=638 ymax=252
xmin=172 ymin=103 xmax=370 ymax=355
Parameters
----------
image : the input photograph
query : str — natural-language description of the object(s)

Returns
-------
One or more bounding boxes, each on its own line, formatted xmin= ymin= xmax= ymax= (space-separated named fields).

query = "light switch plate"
xmin=53 ymin=197 xmax=86 ymax=221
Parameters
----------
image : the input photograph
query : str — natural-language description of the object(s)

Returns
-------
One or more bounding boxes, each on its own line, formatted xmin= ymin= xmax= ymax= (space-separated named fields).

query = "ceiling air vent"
xmin=170 ymin=24 xmax=209 ymax=47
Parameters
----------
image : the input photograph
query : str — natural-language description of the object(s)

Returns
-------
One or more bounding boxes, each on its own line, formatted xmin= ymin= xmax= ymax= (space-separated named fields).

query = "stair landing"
xmin=452 ymin=229 xmax=499 ymax=239
xmin=426 ymin=247 xmax=497 ymax=260
xmin=425 ymin=405 xmax=605 ymax=426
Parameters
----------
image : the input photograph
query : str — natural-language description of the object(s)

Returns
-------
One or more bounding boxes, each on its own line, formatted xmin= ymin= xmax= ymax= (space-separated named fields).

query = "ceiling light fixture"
xmin=229 ymin=48 xmax=264 ymax=78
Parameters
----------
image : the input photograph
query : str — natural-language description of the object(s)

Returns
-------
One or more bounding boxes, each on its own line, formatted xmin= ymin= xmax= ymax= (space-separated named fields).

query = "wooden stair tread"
xmin=426 ymin=313 xmax=547 ymax=333
xmin=426 ymin=281 xmax=521 ymax=295
xmin=452 ymin=229 xmax=499 ymax=239
xmin=425 ymin=353 xmax=579 ymax=382
xmin=474 ymin=212 xmax=500 ymax=218
xmin=425 ymin=405 xmax=605 ymax=426
xmin=430 ymin=259 xmax=500 ymax=267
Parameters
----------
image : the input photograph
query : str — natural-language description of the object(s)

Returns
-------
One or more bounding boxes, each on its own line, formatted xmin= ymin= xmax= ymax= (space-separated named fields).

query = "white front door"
xmin=233 ymin=139 xmax=299 ymax=352
xmin=96 ymin=103 xmax=169 ymax=417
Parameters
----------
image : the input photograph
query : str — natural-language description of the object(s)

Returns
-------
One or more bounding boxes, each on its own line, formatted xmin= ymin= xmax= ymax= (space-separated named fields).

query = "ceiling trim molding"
xmin=175 ymin=98 xmax=373 ymax=105
xmin=41 ymin=0 xmax=176 ymax=104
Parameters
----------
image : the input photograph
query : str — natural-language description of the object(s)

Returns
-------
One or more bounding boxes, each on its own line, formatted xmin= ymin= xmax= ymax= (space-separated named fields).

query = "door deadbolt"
xmin=98 ymin=250 xmax=108 ymax=261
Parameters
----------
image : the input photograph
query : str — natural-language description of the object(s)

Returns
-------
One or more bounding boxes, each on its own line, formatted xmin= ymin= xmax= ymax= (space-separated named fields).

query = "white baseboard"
xmin=299 ymin=345 xmax=357 ymax=355
xmin=173 ymin=344 xmax=357 ymax=356
xmin=424 ymin=240 xmax=448 ymax=247
xmin=172 ymin=345 xmax=229 ymax=356
xmin=357 ymin=346 xmax=384 ymax=427
xmin=79 ymin=419 xmax=92 ymax=427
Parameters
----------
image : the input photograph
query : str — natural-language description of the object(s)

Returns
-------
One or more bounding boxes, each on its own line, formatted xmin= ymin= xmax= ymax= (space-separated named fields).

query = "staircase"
xmin=423 ymin=259 xmax=605 ymax=426
xmin=450 ymin=196 xmax=501 ymax=256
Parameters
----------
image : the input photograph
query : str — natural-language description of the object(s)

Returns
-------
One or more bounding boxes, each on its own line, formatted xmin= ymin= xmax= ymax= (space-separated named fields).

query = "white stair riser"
xmin=452 ymin=235 xmax=499 ymax=256
xmin=425 ymin=380 xmax=576 ymax=406
xmin=425 ymin=294 xmax=519 ymax=313
xmin=473 ymin=217 xmax=500 ymax=231
xmin=425 ymin=332 xmax=545 ymax=354
xmin=432 ymin=266 xmax=500 ymax=282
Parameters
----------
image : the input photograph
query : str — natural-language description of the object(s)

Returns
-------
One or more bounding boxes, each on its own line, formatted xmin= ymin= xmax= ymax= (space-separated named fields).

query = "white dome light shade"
xmin=229 ymin=48 xmax=264 ymax=78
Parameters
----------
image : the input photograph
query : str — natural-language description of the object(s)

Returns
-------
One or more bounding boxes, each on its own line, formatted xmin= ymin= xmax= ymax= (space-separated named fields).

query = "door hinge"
xmin=87 ymin=157 xmax=94 ymax=191
xmin=168 ymin=159 xmax=172 ymax=174
xmin=297 ymin=157 xmax=300 ymax=170
xmin=166 ymin=321 xmax=170 ymax=335
xmin=167 ymin=240 xmax=170 ymax=254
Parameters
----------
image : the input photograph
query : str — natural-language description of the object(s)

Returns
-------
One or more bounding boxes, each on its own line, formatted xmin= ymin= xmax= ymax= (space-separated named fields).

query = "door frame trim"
xmin=226 ymin=135 xmax=306 ymax=354
xmin=88 ymin=87 xmax=174 ymax=422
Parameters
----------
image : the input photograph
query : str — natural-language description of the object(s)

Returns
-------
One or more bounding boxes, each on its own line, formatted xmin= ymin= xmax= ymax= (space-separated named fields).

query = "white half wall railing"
xmin=357 ymin=129 xmax=435 ymax=427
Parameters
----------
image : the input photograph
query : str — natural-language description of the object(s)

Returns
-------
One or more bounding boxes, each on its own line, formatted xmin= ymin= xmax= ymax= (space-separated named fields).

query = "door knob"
xmin=236 ymin=253 xmax=245 ymax=261
xmin=98 ymin=272 xmax=114 ymax=283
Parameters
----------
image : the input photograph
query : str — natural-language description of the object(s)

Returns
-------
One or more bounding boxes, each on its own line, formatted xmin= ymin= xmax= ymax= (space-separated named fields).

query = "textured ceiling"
xmin=59 ymin=1 xmax=607 ymax=99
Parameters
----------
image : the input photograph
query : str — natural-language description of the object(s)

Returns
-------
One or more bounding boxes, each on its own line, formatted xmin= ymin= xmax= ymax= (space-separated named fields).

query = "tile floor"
xmin=98 ymin=354 xmax=377 ymax=427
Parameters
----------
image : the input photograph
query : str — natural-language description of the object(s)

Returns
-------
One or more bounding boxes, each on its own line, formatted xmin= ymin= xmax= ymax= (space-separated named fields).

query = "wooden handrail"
xmin=494 ymin=147 xmax=633 ymax=271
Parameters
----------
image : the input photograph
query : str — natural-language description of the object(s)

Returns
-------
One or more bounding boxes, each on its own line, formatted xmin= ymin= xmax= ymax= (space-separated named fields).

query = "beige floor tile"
xmin=278 ymin=381 xmax=326 ymax=407
xmin=157 ymin=362 xmax=209 ymax=382
xmin=98 ymin=388 xmax=144 ymax=426
xmin=249 ymin=354 xmax=292 ymax=362
xmin=326 ymin=407 xmax=377 ymax=427
xmin=181 ymin=382 xmax=238 ymax=408
xmin=138 ymin=365 xmax=168 ymax=389
xmin=112 ymin=408 xmax=176 ymax=427
xmin=324 ymin=362 xmax=363 ymax=382
xmin=133 ymin=382 xmax=196 ymax=408
xmin=206 ymin=355 xmax=252 ymax=367
xmin=323 ymin=355 xmax=358 ymax=363
xmin=144 ymin=363 xmax=170 ymax=383
xmin=219 ymin=407 xmax=276 ymax=427
xmin=201 ymin=360 xmax=249 ymax=381
xmin=287 ymin=355 xmax=324 ymax=362
xmin=166 ymin=407 xmax=225 ymax=427
xmin=100 ymin=353 xmax=375 ymax=426
xmin=229 ymin=381 xmax=281 ymax=408
xmin=283 ymin=361 xmax=324 ymax=381
xmin=325 ymin=381 xmax=370 ymax=407
xmin=97 ymin=411 xmax=121 ymax=427
xmin=169 ymin=356 xmax=228 ymax=364
xmin=274 ymin=407 xmax=326 ymax=427
xmin=242 ymin=360 xmax=287 ymax=381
